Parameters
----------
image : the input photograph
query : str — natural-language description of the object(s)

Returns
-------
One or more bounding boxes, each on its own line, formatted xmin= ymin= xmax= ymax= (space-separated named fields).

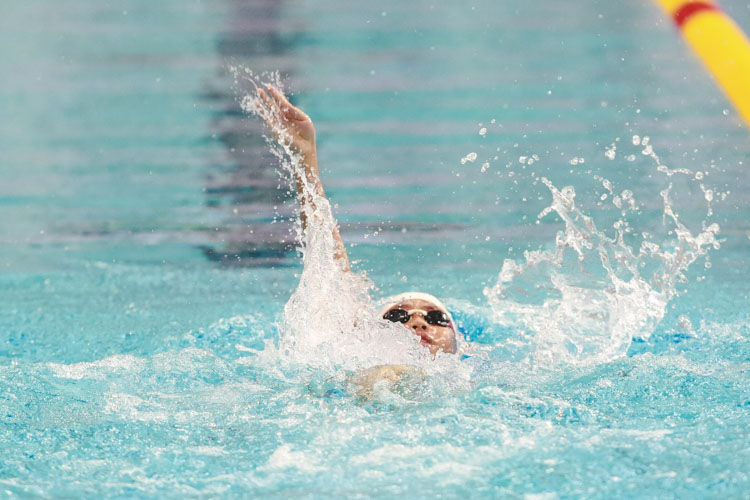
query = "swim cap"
xmin=378 ymin=292 xmax=455 ymax=329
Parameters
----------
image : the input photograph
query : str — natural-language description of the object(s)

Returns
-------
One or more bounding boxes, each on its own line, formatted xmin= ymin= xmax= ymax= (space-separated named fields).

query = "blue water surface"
xmin=1 ymin=0 xmax=749 ymax=497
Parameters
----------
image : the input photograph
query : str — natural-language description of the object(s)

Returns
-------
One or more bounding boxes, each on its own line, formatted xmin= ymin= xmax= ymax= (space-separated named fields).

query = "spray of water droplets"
xmin=482 ymin=140 xmax=720 ymax=366
xmin=233 ymin=67 xmax=470 ymax=388
xmin=238 ymin=67 xmax=722 ymax=377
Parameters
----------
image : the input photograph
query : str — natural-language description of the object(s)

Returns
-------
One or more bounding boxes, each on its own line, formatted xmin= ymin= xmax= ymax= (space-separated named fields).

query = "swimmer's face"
xmin=384 ymin=298 xmax=457 ymax=355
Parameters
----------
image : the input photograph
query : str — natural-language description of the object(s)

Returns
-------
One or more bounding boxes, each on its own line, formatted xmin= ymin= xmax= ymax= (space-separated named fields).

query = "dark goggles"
xmin=383 ymin=308 xmax=452 ymax=327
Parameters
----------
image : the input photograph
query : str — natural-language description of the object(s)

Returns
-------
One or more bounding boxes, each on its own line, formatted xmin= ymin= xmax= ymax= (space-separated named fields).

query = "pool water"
xmin=2 ymin=0 xmax=749 ymax=497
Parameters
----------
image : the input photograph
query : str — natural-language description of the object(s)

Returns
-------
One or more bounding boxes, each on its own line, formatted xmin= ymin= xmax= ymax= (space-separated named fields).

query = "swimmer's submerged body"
xmin=256 ymin=86 xmax=458 ymax=360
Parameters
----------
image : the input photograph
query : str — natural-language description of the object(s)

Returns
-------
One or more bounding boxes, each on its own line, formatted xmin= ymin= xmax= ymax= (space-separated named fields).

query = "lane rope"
xmin=654 ymin=0 xmax=750 ymax=127
xmin=673 ymin=2 xmax=718 ymax=27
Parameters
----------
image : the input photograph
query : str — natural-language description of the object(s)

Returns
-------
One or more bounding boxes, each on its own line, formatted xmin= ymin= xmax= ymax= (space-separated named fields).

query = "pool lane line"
xmin=654 ymin=0 xmax=750 ymax=127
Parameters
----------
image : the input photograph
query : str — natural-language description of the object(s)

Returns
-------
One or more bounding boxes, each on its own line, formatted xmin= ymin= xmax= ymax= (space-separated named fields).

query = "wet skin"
xmin=384 ymin=298 xmax=457 ymax=355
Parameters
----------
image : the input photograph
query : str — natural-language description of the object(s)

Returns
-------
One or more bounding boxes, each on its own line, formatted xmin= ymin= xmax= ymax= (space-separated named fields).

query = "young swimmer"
xmin=256 ymin=85 xmax=458 ymax=357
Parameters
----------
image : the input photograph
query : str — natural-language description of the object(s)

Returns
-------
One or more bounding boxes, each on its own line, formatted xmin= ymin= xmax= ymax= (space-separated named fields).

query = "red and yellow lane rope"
xmin=654 ymin=0 xmax=750 ymax=127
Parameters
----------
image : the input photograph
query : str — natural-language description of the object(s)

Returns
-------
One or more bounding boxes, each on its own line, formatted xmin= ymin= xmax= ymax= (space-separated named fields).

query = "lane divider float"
xmin=654 ymin=0 xmax=750 ymax=127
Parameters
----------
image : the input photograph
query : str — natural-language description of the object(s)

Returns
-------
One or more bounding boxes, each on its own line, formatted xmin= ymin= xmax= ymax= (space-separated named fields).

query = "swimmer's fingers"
xmin=258 ymin=87 xmax=293 ymax=132
xmin=258 ymin=85 xmax=315 ymax=155
xmin=264 ymin=85 xmax=290 ymax=114
xmin=256 ymin=88 xmax=283 ymax=137
xmin=256 ymin=88 xmax=279 ymax=124
xmin=265 ymin=85 xmax=310 ymax=124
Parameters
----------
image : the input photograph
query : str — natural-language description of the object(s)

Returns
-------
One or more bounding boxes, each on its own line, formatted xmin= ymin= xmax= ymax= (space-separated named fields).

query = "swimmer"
xmin=256 ymin=85 xmax=458 ymax=357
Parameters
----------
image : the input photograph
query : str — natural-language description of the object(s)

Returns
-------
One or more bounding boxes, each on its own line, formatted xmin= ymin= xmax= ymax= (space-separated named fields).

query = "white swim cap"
xmin=378 ymin=292 xmax=455 ymax=328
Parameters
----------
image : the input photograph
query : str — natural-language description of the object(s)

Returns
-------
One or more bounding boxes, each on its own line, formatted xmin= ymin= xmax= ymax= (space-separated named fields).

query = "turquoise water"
xmin=2 ymin=0 xmax=750 ymax=497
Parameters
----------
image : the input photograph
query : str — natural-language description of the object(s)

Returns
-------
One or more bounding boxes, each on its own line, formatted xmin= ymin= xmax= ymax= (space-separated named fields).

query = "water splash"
xmin=483 ymin=164 xmax=720 ymax=367
xmin=238 ymin=69 xmax=720 ymax=375
xmin=234 ymin=69 xmax=469 ymax=384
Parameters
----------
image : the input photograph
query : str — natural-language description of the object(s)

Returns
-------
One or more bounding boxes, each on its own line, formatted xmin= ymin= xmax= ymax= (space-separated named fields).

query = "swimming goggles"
xmin=382 ymin=308 xmax=451 ymax=327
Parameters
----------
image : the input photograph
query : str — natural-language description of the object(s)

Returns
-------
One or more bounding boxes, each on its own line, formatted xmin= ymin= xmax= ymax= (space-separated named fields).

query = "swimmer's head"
xmin=379 ymin=292 xmax=457 ymax=355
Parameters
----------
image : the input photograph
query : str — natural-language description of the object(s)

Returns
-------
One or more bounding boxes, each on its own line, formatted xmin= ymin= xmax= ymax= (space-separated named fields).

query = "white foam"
xmin=262 ymin=444 xmax=324 ymax=472
xmin=48 ymin=354 xmax=145 ymax=380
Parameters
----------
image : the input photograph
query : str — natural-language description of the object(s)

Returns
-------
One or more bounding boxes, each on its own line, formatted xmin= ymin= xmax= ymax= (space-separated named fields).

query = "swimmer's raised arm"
xmin=257 ymin=85 xmax=350 ymax=271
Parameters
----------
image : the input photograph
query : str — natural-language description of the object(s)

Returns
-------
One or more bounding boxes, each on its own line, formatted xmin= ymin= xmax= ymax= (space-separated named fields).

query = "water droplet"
xmin=569 ymin=157 xmax=584 ymax=165
xmin=460 ymin=152 xmax=478 ymax=164
xmin=678 ymin=315 xmax=694 ymax=330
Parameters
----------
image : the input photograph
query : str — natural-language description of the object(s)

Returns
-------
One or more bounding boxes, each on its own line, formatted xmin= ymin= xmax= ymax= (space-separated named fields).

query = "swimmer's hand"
xmin=255 ymin=84 xmax=350 ymax=271
xmin=257 ymin=85 xmax=316 ymax=158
